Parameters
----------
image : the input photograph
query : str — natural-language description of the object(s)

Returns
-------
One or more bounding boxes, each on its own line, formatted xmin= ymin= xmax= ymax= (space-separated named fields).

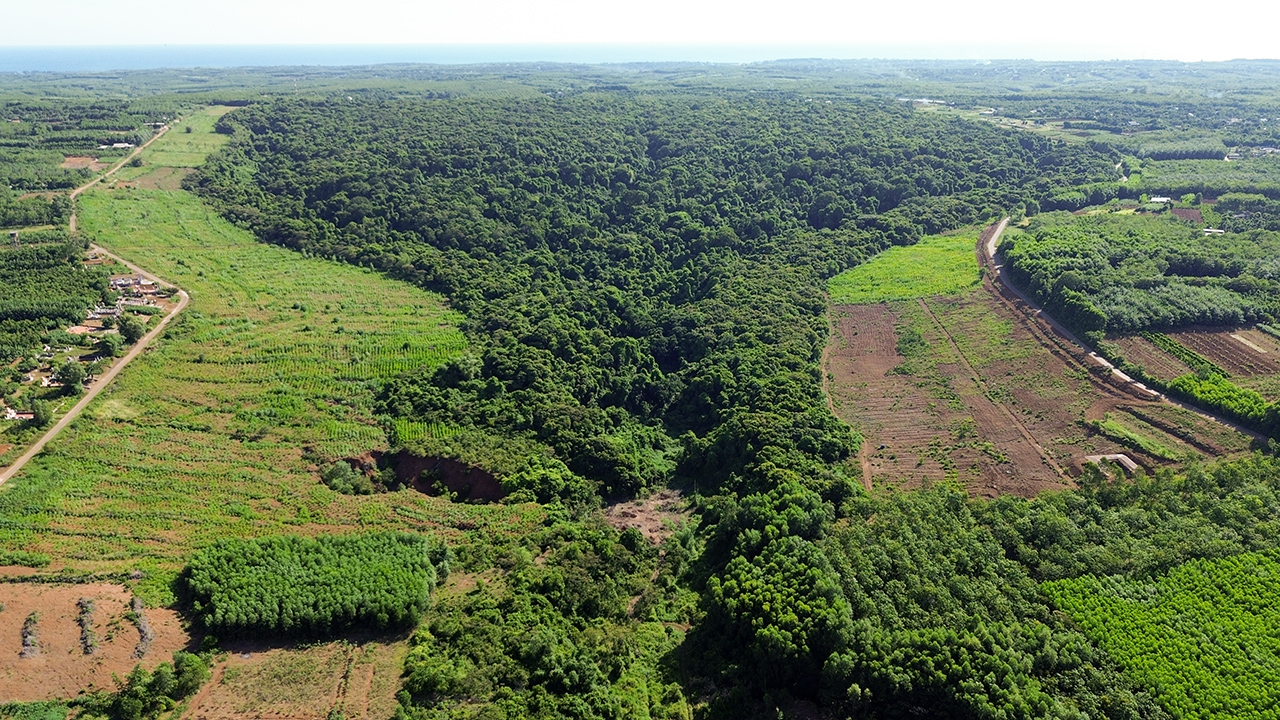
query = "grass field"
xmin=827 ymin=233 xmax=979 ymax=304
xmin=1045 ymin=551 xmax=1280 ymax=720
xmin=0 ymin=108 xmax=545 ymax=595
xmin=117 ymin=106 xmax=234 ymax=176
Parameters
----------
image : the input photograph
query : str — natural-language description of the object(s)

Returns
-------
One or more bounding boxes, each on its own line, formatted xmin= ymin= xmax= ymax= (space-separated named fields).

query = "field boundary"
xmin=820 ymin=316 xmax=873 ymax=491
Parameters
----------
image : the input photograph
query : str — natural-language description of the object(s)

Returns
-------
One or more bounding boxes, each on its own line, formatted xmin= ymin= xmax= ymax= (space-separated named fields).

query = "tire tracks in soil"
xmin=916 ymin=296 xmax=1068 ymax=480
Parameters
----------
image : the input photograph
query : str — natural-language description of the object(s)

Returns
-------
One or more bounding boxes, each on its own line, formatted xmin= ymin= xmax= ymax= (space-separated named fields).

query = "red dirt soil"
xmin=827 ymin=303 xmax=975 ymax=489
xmin=604 ymin=489 xmax=687 ymax=544
xmin=345 ymin=450 xmax=505 ymax=502
xmin=1165 ymin=326 xmax=1280 ymax=378
xmin=0 ymin=582 xmax=189 ymax=701
xmin=60 ymin=156 xmax=108 ymax=171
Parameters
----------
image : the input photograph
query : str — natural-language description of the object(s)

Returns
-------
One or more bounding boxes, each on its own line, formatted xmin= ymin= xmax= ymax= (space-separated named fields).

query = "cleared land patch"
xmin=826 ymin=225 xmax=1251 ymax=496
xmin=1166 ymin=327 xmax=1280 ymax=390
xmin=0 ymin=582 xmax=187 ymax=701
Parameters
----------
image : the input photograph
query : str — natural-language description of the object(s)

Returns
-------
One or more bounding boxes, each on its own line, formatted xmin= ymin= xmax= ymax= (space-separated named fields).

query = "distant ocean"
xmin=0 ymin=44 xmax=1041 ymax=73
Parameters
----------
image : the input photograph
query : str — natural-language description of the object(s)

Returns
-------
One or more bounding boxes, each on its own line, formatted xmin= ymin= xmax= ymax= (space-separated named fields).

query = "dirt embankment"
xmin=345 ymin=450 xmax=505 ymax=502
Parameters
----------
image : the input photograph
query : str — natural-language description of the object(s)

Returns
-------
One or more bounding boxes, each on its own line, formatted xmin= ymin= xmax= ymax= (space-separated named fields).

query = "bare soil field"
xmin=0 ymin=582 xmax=189 ymax=701
xmin=827 ymin=303 xmax=984 ymax=490
xmin=826 ymin=280 xmax=1250 ymax=497
xmin=183 ymin=638 xmax=407 ymax=720
xmin=60 ymin=156 xmax=108 ymax=171
xmin=1166 ymin=326 xmax=1280 ymax=379
xmin=604 ymin=489 xmax=688 ymax=544
xmin=120 ymin=166 xmax=195 ymax=191
xmin=1111 ymin=334 xmax=1195 ymax=382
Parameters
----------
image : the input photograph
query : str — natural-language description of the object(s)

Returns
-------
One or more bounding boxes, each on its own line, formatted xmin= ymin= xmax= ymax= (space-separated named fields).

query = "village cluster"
xmin=1 ymin=253 xmax=172 ymax=428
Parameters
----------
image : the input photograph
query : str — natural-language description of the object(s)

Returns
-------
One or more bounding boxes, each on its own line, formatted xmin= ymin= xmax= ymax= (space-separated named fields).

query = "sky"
xmin=2 ymin=0 xmax=1278 ymax=63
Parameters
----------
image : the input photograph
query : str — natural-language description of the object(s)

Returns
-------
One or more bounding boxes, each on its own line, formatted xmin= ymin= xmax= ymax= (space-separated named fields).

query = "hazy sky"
xmin=4 ymin=0 xmax=1278 ymax=62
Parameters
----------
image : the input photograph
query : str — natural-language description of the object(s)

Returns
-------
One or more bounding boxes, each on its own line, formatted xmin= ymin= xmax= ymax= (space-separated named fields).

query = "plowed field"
xmin=1166 ymin=326 xmax=1280 ymax=381
xmin=1111 ymin=335 xmax=1194 ymax=382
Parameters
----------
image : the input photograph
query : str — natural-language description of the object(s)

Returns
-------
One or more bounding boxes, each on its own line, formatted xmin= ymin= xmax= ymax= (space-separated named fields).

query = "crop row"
xmin=1045 ymin=551 xmax=1280 ymax=720
xmin=1142 ymin=331 xmax=1229 ymax=378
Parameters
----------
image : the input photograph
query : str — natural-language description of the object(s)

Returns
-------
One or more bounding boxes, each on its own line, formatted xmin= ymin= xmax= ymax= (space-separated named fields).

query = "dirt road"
xmin=983 ymin=218 xmax=1265 ymax=443
xmin=68 ymin=123 xmax=171 ymax=232
xmin=0 ymin=246 xmax=189 ymax=486
xmin=1 ymin=119 xmax=187 ymax=485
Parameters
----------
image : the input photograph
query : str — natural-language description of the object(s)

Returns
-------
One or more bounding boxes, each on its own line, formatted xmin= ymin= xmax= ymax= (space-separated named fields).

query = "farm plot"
xmin=829 ymin=288 xmax=1142 ymax=497
xmin=1166 ymin=326 xmax=1280 ymax=396
xmin=1045 ymin=550 xmax=1280 ymax=720
xmin=1110 ymin=334 xmax=1194 ymax=382
xmin=921 ymin=289 xmax=1153 ymax=490
xmin=0 ymin=582 xmax=188 ymax=702
xmin=182 ymin=638 xmax=406 ymax=720
xmin=827 ymin=303 xmax=986 ymax=490
xmin=825 ymin=226 xmax=1249 ymax=496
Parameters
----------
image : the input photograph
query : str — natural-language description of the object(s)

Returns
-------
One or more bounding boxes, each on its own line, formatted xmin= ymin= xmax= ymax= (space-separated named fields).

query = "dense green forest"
xmin=183 ymin=87 xmax=1189 ymax=718
xmin=7 ymin=61 xmax=1280 ymax=719
xmin=184 ymin=532 xmax=447 ymax=637
xmin=189 ymin=92 xmax=1116 ymax=501
xmin=1000 ymin=212 xmax=1280 ymax=336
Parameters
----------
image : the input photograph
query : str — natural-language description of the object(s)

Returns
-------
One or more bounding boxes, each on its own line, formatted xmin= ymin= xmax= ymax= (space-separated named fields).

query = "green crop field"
xmin=0 ymin=111 xmax=544 ymax=596
xmin=827 ymin=232 xmax=980 ymax=304
xmin=115 ymin=106 xmax=236 ymax=180
xmin=1045 ymin=551 xmax=1280 ymax=720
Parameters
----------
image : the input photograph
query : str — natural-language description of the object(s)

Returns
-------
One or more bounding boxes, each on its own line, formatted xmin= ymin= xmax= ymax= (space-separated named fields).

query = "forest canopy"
xmin=184 ymin=532 xmax=447 ymax=638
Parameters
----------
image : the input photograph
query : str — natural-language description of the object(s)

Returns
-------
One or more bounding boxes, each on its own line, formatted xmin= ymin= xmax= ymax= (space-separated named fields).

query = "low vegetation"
xmin=1046 ymin=551 xmax=1280 ymax=720
xmin=827 ymin=232 xmax=980 ymax=304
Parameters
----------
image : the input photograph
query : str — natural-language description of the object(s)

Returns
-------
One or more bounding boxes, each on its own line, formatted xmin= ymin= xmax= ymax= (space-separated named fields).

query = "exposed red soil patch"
xmin=345 ymin=450 xmax=504 ymax=502
xmin=827 ymin=303 xmax=974 ymax=489
xmin=0 ymin=582 xmax=190 ymax=701
xmin=1170 ymin=208 xmax=1203 ymax=223
xmin=604 ymin=489 xmax=687 ymax=544
xmin=1166 ymin=326 xmax=1280 ymax=378
xmin=398 ymin=453 xmax=504 ymax=502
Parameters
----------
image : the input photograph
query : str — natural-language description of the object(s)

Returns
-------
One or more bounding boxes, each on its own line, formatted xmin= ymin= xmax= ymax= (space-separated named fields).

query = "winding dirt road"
xmin=1 ymin=133 xmax=189 ymax=485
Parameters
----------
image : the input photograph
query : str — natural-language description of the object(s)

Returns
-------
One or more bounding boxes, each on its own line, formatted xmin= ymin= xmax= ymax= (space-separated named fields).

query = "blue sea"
xmin=0 ymin=43 xmax=1047 ymax=73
